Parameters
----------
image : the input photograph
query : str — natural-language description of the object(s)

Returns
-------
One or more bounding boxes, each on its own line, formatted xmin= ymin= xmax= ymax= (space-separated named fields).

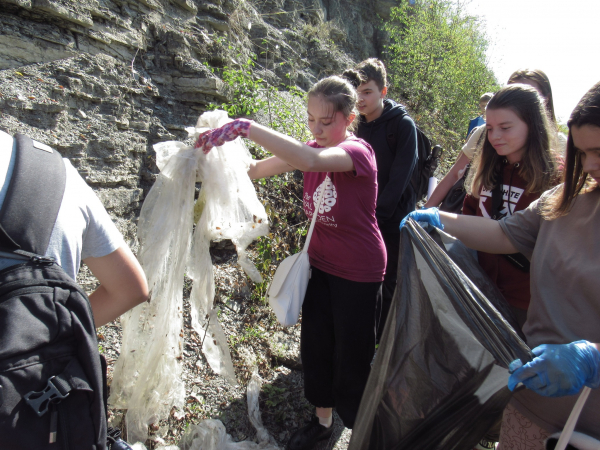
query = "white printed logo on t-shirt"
xmin=479 ymin=184 xmax=524 ymax=218
xmin=313 ymin=176 xmax=337 ymax=214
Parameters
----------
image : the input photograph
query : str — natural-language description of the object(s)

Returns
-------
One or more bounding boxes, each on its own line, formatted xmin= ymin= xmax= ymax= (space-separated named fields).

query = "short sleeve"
xmin=462 ymin=125 xmax=485 ymax=159
xmin=337 ymin=139 xmax=373 ymax=178
xmin=80 ymin=197 xmax=124 ymax=260
xmin=498 ymin=195 xmax=545 ymax=259
xmin=65 ymin=162 xmax=124 ymax=260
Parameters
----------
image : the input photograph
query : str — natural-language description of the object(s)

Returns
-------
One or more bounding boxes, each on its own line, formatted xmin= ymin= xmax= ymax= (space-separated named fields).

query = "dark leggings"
xmin=300 ymin=266 xmax=381 ymax=429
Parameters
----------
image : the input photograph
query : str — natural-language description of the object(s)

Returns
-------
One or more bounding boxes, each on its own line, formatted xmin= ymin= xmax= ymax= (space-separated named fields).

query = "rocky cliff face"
xmin=0 ymin=0 xmax=388 ymax=239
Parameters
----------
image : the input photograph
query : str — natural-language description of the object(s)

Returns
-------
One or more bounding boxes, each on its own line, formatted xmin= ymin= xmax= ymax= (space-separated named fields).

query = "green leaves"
xmin=262 ymin=384 xmax=287 ymax=408
xmin=213 ymin=58 xmax=268 ymax=117
xmin=385 ymin=0 xmax=499 ymax=157
xmin=210 ymin=56 xmax=311 ymax=146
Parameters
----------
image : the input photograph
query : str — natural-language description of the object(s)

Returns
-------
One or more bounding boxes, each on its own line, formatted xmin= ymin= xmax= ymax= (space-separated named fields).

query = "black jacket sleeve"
xmin=376 ymin=115 xmax=418 ymax=222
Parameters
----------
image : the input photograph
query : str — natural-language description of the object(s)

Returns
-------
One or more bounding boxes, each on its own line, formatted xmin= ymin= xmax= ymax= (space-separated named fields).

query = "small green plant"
xmin=262 ymin=384 xmax=287 ymax=408
xmin=211 ymin=56 xmax=268 ymax=117
xmin=271 ymin=342 xmax=288 ymax=359
xmin=243 ymin=324 xmax=267 ymax=341
xmin=229 ymin=324 xmax=268 ymax=349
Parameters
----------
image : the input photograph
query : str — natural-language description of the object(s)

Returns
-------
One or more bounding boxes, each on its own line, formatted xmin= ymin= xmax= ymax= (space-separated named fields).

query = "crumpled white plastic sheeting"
xmin=109 ymin=110 xmax=269 ymax=444
xmin=244 ymin=368 xmax=279 ymax=449
xmin=188 ymin=112 xmax=268 ymax=388
xmin=132 ymin=367 xmax=280 ymax=450
xmin=109 ymin=142 xmax=198 ymax=443
xmin=176 ymin=368 xmax=279 ymax=450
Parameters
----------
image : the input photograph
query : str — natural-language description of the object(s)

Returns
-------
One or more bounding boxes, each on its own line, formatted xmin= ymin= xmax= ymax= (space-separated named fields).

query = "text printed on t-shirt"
xmin=479 ymin=184 xmax=525 ymax=218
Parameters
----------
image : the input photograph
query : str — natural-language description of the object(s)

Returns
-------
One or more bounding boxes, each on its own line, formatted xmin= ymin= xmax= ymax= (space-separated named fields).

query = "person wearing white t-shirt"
xmin=0 ymin=130 xmax=148 ymax=327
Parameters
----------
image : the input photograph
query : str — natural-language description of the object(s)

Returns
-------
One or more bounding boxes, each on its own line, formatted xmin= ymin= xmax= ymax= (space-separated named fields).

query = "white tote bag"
xmin=267 ymin=178 xmax=327 ymax=327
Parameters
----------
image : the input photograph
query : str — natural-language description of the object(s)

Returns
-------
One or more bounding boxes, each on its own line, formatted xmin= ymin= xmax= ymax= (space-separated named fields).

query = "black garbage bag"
xmin=349 ymin=219 xmax=534 ymax=450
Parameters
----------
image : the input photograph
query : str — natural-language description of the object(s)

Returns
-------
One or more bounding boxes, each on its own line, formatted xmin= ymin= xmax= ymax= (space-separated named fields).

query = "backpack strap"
xmin=490 ymin=178 xmax=504 ymax=220
xmin=385 ymin=110 xmax=408 ymax=153
xmin=490 ymin=160 xmax=506 ymax=220
xmin=0 ymin=134 xmax=66 ymax=256
xmin=489 ymin=160 xmax=531 ymax=272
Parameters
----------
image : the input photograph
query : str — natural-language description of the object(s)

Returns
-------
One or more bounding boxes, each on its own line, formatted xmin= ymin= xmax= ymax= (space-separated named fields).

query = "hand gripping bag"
xmin=267 ymin=177 xmax=326 ymax=327
xmin=349 ymin=219 xmax=534 ymax=450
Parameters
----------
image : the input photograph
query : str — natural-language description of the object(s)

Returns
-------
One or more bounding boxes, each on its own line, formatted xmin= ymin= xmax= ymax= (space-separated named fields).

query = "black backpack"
xmin=0 ymin=134 xmax=108 ymax=449
xmin=386 ymin=113 xmax=442 ymax=203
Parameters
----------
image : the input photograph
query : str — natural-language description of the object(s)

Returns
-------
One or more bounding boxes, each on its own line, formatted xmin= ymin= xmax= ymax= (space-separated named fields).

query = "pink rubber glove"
xmin=194 ymin=119 xmax=253 ymax=154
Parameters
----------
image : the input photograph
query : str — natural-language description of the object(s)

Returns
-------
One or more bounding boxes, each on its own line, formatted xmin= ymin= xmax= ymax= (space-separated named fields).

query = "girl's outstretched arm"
xmin=401 ymin=208 xmax=519 ymax=255
xmin=248 ymin=122 xmax=354 ymax=173
xmin=425 ymin=125 xmax=485 ymax=208
xmin=247 ymin=156 xmax=295 ymax=180
xmin=196 ymin=119 xmax=355 ymax=175
xmin=440 ymin=212 xmax=518 ymax=254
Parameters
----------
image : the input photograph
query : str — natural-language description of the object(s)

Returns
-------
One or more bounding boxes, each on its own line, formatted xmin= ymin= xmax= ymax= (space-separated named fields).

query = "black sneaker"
xmin=287 ymin=416 xmax=334 ymax=450
xmin=107 ymin=427 xmax=134 ymax=450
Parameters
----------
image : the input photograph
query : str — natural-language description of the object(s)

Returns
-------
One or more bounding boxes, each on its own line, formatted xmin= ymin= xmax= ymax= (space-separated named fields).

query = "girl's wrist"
xmin=235 ymin=118 xmax=253 ymax=138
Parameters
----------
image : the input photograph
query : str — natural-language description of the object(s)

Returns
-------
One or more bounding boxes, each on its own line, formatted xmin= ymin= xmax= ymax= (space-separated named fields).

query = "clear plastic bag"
xmin=109 ymin=111 xmax=269 ymax=444
xmin=131 ymin=364 xmax=280 ymax=450
xmin=187 ymin=111 xmax=268 ymax=387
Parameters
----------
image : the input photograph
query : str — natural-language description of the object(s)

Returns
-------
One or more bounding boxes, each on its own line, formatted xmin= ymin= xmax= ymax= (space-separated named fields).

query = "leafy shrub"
xmin=209 ymin=56 xmax=311 ymax=305
xmin=385 ymin=0 xmax=499 ymax=166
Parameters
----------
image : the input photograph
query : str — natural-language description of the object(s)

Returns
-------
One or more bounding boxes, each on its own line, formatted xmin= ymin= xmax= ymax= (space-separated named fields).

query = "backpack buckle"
xmin=30 ymin=255 xmax=56 ymax=265
xmin=23 ymin=376 xmax=70 ymax=417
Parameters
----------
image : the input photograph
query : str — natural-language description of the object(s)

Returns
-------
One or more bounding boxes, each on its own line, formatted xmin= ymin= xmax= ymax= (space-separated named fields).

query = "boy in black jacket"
xmin=344 ymin=59 xmax=418 ymax=340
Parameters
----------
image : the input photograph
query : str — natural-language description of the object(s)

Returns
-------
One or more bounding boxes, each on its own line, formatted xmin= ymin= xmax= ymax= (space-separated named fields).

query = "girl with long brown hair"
xmin=425 ymin=68 xmax=565 ymax=210
xmin=463 ymin=83 xmax=557 ymax=328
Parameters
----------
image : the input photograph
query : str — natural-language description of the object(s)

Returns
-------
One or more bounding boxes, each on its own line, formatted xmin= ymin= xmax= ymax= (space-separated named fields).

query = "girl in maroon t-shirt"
xmin=197 ymin=75 xmax=386 ymax=449
xmin=463 ymin=84 xmax=559 ymax=332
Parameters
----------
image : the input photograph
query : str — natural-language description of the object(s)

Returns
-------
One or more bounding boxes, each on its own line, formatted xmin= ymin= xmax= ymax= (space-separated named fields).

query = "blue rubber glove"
xmin=399 ymin=207 xmax=444 ymax=230
xmin=508 ymin=340 xmax=600 ymax=397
